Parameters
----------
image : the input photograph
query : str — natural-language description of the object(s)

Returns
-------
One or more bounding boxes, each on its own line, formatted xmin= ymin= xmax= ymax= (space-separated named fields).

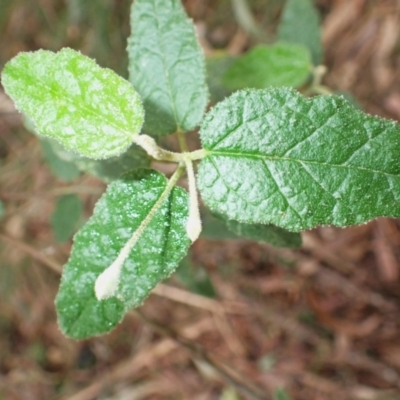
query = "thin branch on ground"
xmin=136 ymin=309 xmax=270 ymax=400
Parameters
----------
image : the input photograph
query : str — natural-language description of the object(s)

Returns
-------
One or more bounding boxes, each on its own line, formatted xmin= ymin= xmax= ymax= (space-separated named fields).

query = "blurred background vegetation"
xmin=2 ymin=1 xmax=400 ymax=399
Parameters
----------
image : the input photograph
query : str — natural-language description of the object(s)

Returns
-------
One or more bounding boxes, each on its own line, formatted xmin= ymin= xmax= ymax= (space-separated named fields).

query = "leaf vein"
xmin=262 ymin=161 xmax=303 ymax=222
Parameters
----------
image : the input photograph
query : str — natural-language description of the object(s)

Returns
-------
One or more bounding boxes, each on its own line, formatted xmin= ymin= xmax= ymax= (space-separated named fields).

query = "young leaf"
xmin=51 ymin=195 xmax=83 ymax=243
xmin=127 ymin=0 xmax=209 ymax=136
xmin=197 ymin=88 xmax=400 ymax=232
xmin=225 ymin=219 xmax=301 ymax=248
xmin=278 ymin=0 xmax=322 ymax=65
xmin=1 ymin=48 xmax=144 ymax=159
xmin=40 ymin=139 xmax=81 ymax=182
xmin=222 ymin=43 xmax=311 ymax=90
xmin=56 ymin=169 xmax=191 ymax=339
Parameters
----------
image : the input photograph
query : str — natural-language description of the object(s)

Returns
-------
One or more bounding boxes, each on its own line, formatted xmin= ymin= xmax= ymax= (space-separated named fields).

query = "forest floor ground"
xmin=2 ymin=1 xmax=400 ymax=399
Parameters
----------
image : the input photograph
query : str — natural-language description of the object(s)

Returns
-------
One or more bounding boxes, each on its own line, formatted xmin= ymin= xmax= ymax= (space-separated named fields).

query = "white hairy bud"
xmin=186 ymin=212 xmax=202 ymax=242
xmin=95 ymin=258 xmax=124 ymax=300
xmin=185 ymin=157 xmax=202 ymax=242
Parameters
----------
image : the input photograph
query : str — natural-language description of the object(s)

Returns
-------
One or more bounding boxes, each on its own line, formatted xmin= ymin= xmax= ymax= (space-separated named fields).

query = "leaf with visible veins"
xmin=198 ymin=88 xmax=400 ymax=231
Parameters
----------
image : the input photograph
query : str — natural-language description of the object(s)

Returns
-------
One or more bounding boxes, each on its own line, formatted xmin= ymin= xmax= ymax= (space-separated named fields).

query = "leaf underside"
xmin=127 ymin=0 xmax=209 ymax=136
xmin=201 ymin=209 xmax=301 ymax=248
xmin=197 ymin=88 xmax=400 ymax=232
xmin=51 ymin=195 xmax=83 ymax=243
xmin=225 ymin=219 xmax=301 ymax=248
xmin=1 ymin=48 xmax=144 ymax=159
xmin=42 ymin=137 xmax=151 ymax=182
xmin=223 ymin=43 xmax=311 ymax=90
xmin=56 ymin=169 xmax=191 ymax=339
xmin=40 ymin=139 xmax=81 ymax=181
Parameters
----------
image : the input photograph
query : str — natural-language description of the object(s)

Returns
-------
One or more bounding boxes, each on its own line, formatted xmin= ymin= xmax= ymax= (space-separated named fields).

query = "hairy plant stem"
xmin=94 ymin=164 xmax=185 ymax=300
xmin=177 ymin=129 xmax=189 ymax=152
xmin=133 ymin=134 xmax=206 ymax=163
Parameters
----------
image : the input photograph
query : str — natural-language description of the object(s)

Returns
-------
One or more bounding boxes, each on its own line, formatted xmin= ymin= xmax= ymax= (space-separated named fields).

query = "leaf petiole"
xmin=133 ymin=134 xmax=206 ymax=162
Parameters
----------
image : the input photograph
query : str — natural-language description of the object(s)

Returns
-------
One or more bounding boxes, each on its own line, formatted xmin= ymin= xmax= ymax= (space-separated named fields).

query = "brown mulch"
xmin=2 ymin=1 xmax=400 ymax=399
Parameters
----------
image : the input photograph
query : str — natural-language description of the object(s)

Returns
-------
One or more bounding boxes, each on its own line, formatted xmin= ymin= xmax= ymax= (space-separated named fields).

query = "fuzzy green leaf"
xmin=198 ymin=88 xmax=400 ymax=232
xmin=51 ymin=195 xmax=83 ymax=243
xmin=278 ymin=0 xmax=322 ymax=65
xmin=56 ymin=169 xmax=191 ymax=339
xmin=127 ymin=0 xmax=208 ymax=136
xmin=222 ymin=43 xmax=311 ymax=90
xmin=1 ymin=48 xmax=144 ymax=159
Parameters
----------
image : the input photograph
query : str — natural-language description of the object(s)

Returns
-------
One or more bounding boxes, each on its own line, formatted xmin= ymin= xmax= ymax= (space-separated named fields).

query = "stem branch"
xmin=133 ymin=134 xmax=206 ymax=163
xmin=177 ymin=130 xmax=189 ymax=152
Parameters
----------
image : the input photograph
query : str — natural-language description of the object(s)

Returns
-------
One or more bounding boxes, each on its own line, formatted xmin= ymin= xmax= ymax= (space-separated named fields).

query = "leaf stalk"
xmin=133 ymin=134 xmax=206 ymax=163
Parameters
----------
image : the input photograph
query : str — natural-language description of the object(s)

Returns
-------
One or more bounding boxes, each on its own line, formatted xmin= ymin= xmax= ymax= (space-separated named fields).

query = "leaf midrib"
xmin=150 ymin=0 xmax=181 ymax=132
xmin=206 ymin=150 xmax=400 ymax=177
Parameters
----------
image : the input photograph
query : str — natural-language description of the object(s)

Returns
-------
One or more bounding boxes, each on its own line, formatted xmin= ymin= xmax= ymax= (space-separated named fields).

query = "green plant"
xmin=2 ymin=0 xmax=400 ymax=342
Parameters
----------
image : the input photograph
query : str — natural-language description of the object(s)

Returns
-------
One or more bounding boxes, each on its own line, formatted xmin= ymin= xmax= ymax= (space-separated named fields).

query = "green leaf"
xmin=24 ymin=117 xmax=81 ymax=182
xmin=175 ymin=257 xmax=216 ymax=298
xmin=225 ymin=219 xmax=301 ymax=248
xmin=51 ymin=195 xmax=83 ymax=243
xmin=44 ymin=138 xmax=150 ymax=182
xmin=200 ymin=209 xmax=238 ymax=240
xmin=1 ymin=48 xmax=144 ymax=159
xmin=206 ymin=53 xmax=234 ymax=104
xmin=56 ymin=169 xmax=191 ymax=339
xmin=127 ymin=0 xmax=209 ymax=136
xmin=197 ymin=88 xmax=400 ymax=232
xmin=0 ymin=200 xmax=4 ymax=219
xmin=201 ymin=209 xmax=300 ymax=248
xmin=40 ymin=139 xmax=81 ymax=182
xmin=278 ymin=0 xmax=322 ymax=65
xmin=222 ymin=43 xmax=311 ymax=90
xmin=74 ymin=146 xmax=151 ymax=182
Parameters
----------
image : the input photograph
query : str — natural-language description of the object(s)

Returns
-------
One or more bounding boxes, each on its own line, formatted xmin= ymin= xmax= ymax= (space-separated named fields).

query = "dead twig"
xmin=136 ymin=309 xmax=270 ymax=400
